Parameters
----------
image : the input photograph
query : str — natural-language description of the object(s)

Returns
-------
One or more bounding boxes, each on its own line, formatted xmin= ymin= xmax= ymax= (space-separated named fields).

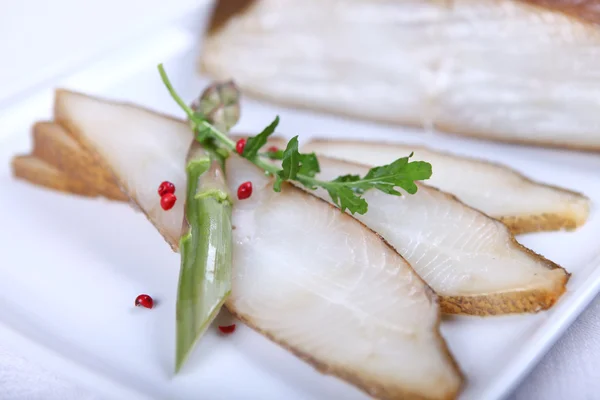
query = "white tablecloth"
xmin=2 ymin=295 xmax=599 ymax=400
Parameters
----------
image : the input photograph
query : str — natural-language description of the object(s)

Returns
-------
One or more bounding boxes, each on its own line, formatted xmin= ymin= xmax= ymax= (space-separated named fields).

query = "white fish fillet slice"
xmin=302 ymin=139 xmax=590 ymax=234
xmin=309 ymin=156 xmax=569 ymax=315
xmin=53 ymin=90 xmax=463 ymax=399
xmin=202 ymin=0 xmax=600 ymax=150
xmin=225 ymin=156 xmax=462 ymax=400
xmin=54 ymin=90 xmax=194 ymax=250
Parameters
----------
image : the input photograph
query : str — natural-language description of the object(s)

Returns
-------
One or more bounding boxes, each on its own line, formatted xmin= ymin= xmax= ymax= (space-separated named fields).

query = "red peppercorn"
xmin=237 ymin=181 xmax=252 ymax=200
xmin=267 ymin=146 xmax=279 ymax=153
xmin=218 ymin=324 xmax=236 ymax=334
xmin=157 ymin=181 xmax=175 ymax=197
xmin=135 ymin=294 xmax=154 ymax=309
xmin=161 ymin=193 xmax=177 ymax=210
xmin=235 ymin=138 xmax=247 ymax=155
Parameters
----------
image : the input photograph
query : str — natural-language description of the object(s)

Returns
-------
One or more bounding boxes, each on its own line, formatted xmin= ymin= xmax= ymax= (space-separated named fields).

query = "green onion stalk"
xmin=174 ymin=79 xmax=240 ymax=372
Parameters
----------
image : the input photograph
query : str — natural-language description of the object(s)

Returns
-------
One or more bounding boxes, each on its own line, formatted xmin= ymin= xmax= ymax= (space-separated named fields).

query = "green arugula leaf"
xmin=314 ymin=155 xmax=431 ymax=214
xmin=297 ymin=152 xmax=320 ymax=178
xmin=331 ymin=174 xmax=361 ymax=183
xmin=278 ymin=136 xmax=300 ymax=181
xmin=274 ymin=137 xmax=321 ymax=191
xmin=330 ymin=174 xmax=362 ymax=192
xmin=243 ymin=116 xmax=280 ymax=159
xmin=345 ymin=155 xmax=432 ymax=196
xmin=326 ymin=186 xmax=368 ymax=214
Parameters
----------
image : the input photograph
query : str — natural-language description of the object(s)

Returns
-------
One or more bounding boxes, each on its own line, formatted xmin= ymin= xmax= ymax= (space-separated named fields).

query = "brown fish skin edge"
xmin=11 ymin=155 xmax=104 ymax=198
xmin=522 ymin=0 xmax=600 ymax=26
xmin=31 ymin=121 xmax=128 ymax=202
xmin=206 ymin=0 xmax=256 ymax=34
xmin=499 ymin=213 xmax=585 ymax=236
xmin=441 ymin=268 xmax=570 ymax=316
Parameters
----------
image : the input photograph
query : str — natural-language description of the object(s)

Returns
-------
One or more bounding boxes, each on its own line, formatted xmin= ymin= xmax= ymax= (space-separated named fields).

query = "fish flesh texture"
xmin=303 ymin=139 xmax=590 ymax=234
xmin=54 ymin=89 xmax=194 ymax=249
xmin=225 ymin=156 xmax=462 ymax=400
xmin=308 ymin=156 xmax=569 ymax=315
xmin=51 ymin=89 xmax=463 ymax=400
xmin=201 ymin=0 xmax=600 ymax=151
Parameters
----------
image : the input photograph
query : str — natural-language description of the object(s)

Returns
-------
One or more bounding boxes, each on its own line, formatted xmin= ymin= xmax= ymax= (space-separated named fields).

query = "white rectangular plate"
xmin=1 ymin=23 xmax=600 ymax=400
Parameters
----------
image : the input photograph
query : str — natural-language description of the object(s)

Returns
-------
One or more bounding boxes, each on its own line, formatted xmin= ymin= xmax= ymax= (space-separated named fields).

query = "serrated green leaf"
xmin=243 ymin=116 xmax=280 ymax=159
xmin=331 ymin=174 xmax=363 ymax=193
xmin=343 ymin=156 xmax=432 ymax=196
xmin=279 ymin=136 xmax=300 ymax=181
xmin=326 ymin=186 xmax=368 ymax=214
xmin=331 ymin=174 xmax=361 ymax=183
xmin=297 ymin=152 xmax=320 ymax=178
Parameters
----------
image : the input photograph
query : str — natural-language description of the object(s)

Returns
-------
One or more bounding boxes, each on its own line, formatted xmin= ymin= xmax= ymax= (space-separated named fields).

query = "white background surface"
xmin=0 ymin=0 xmax=205 ymax=106
xmin=1 ymin=296 xmax=598 ymax=400
xmin=1 ymin=2 xmax=599 ymax=399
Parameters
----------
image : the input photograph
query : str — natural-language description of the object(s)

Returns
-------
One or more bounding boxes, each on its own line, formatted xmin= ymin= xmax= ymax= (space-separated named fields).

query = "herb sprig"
xmin=158 ymin=64 xmax=432 ymax=214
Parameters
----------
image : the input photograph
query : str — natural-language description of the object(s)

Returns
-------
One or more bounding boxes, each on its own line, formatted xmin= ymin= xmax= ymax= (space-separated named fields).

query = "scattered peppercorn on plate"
xmin=2 ymin=24 xmax=600 ymax=400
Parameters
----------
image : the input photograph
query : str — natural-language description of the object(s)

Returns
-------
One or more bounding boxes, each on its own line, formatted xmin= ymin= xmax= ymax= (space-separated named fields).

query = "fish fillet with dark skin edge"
xmin=54 ymin=89 xmax=194 ymax=251
xmin=224 ymin=156 xmax=462 ymax=400
xmin=48 ymin=90 xmax=465 ymax=400
xmin=32 ymin=121 xmax=127 ymax=201
xmin=42 ymin=90 xmax=568 ymax=315
xmin=309 ymin=156 xmax=570 ymax=316
xmin=201 ymin=0 xmax=600 ymax=151
xmin=302 ymin=139 xmax=590 ymax=235
xmin=11 ymin=155 xmax=107 ymax=198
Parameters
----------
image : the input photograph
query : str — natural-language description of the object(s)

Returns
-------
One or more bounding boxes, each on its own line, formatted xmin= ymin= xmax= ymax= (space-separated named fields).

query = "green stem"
xmin=159 ymin=65 xmax=317 ymax=189
xmin=158 ymin=64 xmax=195 ymax=119
xmin=158 ymin=64 xmax=279 ymax=171
xmin=197 ymin=119 xmax=279 ymax=176
xmin=198 ymin=120 xmax=236 ymax=151
xmin=175 ymin=145 xmax=233 ymax=373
